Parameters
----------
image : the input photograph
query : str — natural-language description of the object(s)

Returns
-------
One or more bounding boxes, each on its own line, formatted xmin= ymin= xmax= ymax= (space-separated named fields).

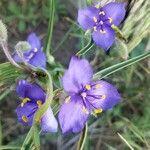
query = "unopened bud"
xmin=0 ymin=20 xmax=7 ymax=43
xmin=15 ymin=41 xmax=31 ymax=52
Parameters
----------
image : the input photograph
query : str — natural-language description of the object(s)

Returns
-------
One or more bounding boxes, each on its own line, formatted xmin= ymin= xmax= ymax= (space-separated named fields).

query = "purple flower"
xmin=78 ymin=2 xmax=126 ymax=51
xmin=58 ymin=56 xmax=121 ymax=133
xmin=14 ymin=33 xmax=46 ymax=68
xmin=16 ymin=80 xmax=58 ymax=132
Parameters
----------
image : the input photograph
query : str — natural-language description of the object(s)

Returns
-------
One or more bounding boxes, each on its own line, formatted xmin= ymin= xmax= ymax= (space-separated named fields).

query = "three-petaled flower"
xmin=78 ymin=2 xmax=126 ymax=51
xmin=58 ymin=56 xmax=121 ymax=133
xmin=16 ymin=80 xmax=58 ymax=132
xmin=14 ymin=33 xmax=46 ymax=68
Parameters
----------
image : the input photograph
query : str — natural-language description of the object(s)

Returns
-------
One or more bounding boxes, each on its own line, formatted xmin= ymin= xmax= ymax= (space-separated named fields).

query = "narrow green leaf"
xmin=76 ymin=38 xmax=94 ymax=56
xmin=0 ymin=146 xmax=21 ymax=150
xmin=76 ymin=123 xmax=88 ymax=150
xmin=0 ymin=119 xmax=2 ymax=146
xmin=118 ymin=133 xmax=134 ymax=150
xmin=93 ymin=51 xmax=150 ymax=79
xmin=21 ymin=127 xmax=33 ymax=150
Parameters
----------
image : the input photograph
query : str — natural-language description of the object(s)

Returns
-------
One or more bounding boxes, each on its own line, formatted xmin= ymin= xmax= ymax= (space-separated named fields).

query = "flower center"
xmin=93 ymin=11 xmax=113 ymax=34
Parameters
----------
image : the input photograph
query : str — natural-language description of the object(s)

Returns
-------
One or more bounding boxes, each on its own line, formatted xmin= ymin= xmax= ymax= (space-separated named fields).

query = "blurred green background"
xmin=0 ymin=0 xmax=150 ymax=150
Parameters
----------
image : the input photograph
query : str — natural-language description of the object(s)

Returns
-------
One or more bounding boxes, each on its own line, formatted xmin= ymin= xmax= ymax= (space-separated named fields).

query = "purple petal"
xmin=62 ymin=56 xmax=93 ymax=94
xmin=16 ymin=80 xmax=46 ymax=102
xmin=28 ymin=50 xmax=46 ymax=68
xmin=78 ymin=7 xmax=99 ymax=30
xmin=27 ymin=32 xmax=41 ymax=49
xmin=41 ymin=107 xmax=58 ymax=133
xmin=92 ymin=25 xmax=115 ymax=50
xmin=16 ymin=102 xmax=37 ymax=126
xmin=87 ymin=80 xmax=121 ymax=110
xmin=13 ymin=54 xmax=24 ymax=62
xmin=102 ymin=2 xmax=126 ymax=26
xmin=58 ymin=95 xmax=89 ymax=133
xmin=16 ymin=80 xmax=30 ymax=98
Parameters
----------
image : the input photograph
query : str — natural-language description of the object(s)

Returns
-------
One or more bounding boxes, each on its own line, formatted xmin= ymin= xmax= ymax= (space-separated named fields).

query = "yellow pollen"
xmin=101 ymin=95 xmax=106 ymax=100
xmin=93 ymin=17 xmax=97 ymax=23
xmin=85 ymin=84 xmax=91 ymax=90
xmin=94 ymin=108 xmax=103 ymax=114
xmin=22 ymin=115 xmax=28 ymax=122
xmin=82 ymin=107 xmax=89 ymax=114
xmin=21 ymin=98 xmax=30 ymax=107
xmin=100 ymin=30 xmax=106 ymax=34
xmin=65 ymin=96 xmax=71 ymax=103
xmin=108 ymin=17 xmax=113 ymax=23
xmin=99 ymin=11 xmax=105 ymax=15
xmin=94 ymin=26 xmax=97 ymax=31
xmin=95 ymin=84 xmax=102 ymax=88
xmin=37 ymin=100 xmax=42 ymax=108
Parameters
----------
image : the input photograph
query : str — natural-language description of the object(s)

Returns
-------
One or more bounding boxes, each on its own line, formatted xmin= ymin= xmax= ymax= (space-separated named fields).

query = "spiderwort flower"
xmin=16 ymin=80 xmax=58 ymax=132
xmin=14 ymin=33 xmax=46 ymax=68
xmin=78 ymin=2 xmax=126 ymax=51
xmin=58 ymin=56 xmax=121 ymax=133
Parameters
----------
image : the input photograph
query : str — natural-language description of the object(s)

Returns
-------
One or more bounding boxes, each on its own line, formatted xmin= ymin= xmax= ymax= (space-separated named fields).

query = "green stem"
xmin=45 ymin=0 xmax=55 ymax=64
xmin=76 ymin=123 xmax=88 ymax=150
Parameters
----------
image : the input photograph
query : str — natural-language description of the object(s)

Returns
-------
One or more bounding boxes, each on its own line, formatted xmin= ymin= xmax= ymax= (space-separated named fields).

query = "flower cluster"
xmin=14 ymin=1 xmax=125 ymax=134
xmin=78 ymin=2 xmax=126 ymax=51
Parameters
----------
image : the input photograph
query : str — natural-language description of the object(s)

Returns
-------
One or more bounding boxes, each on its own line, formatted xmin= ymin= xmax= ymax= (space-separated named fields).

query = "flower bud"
xmin=0 ymin=20 xmax=7 ymax=43
xmin=15 ymin=41 xmax=31 ymax=52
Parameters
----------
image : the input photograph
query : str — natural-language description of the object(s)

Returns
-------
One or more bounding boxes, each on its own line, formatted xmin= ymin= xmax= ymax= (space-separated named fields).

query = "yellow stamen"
xmin=108 ymin=17 xmax=113 ymax=23
xmin=101 ymin=95 xmax=106 ymax=100
xmin=99 ymin=11 xmax=105 ymax=15
xmin=82 ymin=107 xmax=89 ymax=114
xmin=94 ymin=108 xmax=103 ymax=114
xmin=100 ymin=30 xmax=106 ymax=34
xmin=93 ymin=17 xmax=97 ymax=23
xmin=37 ymin=100 xmax=42 ymax=108
xmin=94 ymin=26 xmax=97 ymax=31
xmin=65 ymin=96 xmax=71 ymax=103
xmin=85 ymin=84 xmax=91 ymax=90
xmin=95 ymin=84 xmax=102 ymax=88
xmin=21 ymin=98 xmax=30 ymax=107
xmin=22 ymin=115 xmax=28 ymax=122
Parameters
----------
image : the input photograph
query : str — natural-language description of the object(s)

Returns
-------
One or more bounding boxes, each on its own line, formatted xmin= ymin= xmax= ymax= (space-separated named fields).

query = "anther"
xmin=22 ymin=115 xmax=28 ymax=122
xmin=21 ymin=98 xmax=30 ymax=107
xmin=85 ymin=84 xmax=91 ymax=90
xmin=82 ymin=106 xmax=89 ymax=114
xmin=95 ymin=84 xmax=102 ymax=88
xmin=65 ymin=96 xmax=71 ymax=103
xmin=94 ymin=108 xmax=103 ymax=114
xmin=100 ymin=30 xmax=106 ymax=34
xmin=33 ymin=48 xmax=38 ymax=52
xmin=99 ymin=11 xmax=105 ymax=15
xmin=108 ymin=17 xmax=113 ymax=23
xmin=101 ymin=95 xmax=106 ymax=100
xmin=94 ymin=26 xmax=97 ymax=31
xmin=93 ymin=17 xmax=97 ymax=23
xmin=37 ymin=100 xmax=42 ymax=108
